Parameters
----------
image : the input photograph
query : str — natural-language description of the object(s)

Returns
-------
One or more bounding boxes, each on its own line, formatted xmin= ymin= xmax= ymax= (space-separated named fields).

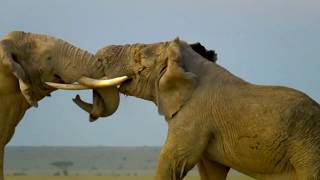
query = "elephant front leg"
xmin=198 ymin=157 xmax=229 ymax=180
xmin=155 ymin=124 xmax=210 ymax=180
xmin=155 ymin=147 xmax=195 ymax=180
xmin=0 ymin=146 xmax=4 ymax=180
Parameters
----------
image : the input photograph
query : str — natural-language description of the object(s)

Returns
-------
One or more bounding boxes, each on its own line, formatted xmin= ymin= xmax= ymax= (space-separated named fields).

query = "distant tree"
xmin=51 ymin=161 xmax=74 ymax=176
xmin=12 ymin=172 xmax=27 ymax=176
xmin=53 ymin=172 xmax=60 ymax=176
xmin=21 ymin=168 xmax=28 ymax=172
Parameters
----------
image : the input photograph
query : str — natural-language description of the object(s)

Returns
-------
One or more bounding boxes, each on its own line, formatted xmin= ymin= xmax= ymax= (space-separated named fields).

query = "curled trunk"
xmin=55 ymin=43 xmax=121 ymax=120
xmin=73 ymin=87 xmax=120 ymax=122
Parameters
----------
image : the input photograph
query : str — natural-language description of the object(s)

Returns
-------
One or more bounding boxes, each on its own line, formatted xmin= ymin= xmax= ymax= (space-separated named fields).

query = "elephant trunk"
xmin=55 ymin=43 xmax=104 ymax=82
xmin=51 ymin=44 xmax=122 ymax=120
xmin=72 ymin=87 xmax=120 ymax=122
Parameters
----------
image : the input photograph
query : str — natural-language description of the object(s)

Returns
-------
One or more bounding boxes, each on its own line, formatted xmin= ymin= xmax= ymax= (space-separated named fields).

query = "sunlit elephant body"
xmin=0 ymin=31 xmax=125 ymax=179
xmin=92 ymin=39 xmax=320 ymax=180
xmin=0 ymin=76 xmax=28 ymax=179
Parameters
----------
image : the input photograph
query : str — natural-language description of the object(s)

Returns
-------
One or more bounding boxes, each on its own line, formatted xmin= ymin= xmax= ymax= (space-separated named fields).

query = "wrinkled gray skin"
xmin=0 ymin=31 xmax=119 ymax=180
xmin=95 ymin=38 xmax=320 ymax=180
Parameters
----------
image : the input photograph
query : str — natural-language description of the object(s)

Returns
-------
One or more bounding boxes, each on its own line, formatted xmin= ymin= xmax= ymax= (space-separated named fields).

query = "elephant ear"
xmin=156 ymin=38 xmax=197 ymax=119
xmin=0 ymin=40 xmax=37 ymax=107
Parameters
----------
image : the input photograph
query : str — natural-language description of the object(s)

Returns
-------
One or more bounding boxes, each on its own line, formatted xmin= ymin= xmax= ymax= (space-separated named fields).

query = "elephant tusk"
xmin=77 ymin=76 xmax=128 ymax=88
xmin=19 ymin=79 xmax=38 ymax=107
xmin=45 ymin=82 xmax=90 ymax=90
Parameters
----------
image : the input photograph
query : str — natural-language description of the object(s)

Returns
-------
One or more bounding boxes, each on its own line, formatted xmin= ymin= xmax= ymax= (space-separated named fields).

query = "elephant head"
xmin=91 ymin=38 xmax=217 ymax=119
xmin=0 ymin=31 xmax=127 ymax=121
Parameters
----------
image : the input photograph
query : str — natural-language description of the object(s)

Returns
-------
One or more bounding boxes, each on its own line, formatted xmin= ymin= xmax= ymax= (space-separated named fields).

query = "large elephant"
xmin=54 ymin=38 xmax=320 ymax=180
xmin=0 ymin=31 xmax=126 ymax=179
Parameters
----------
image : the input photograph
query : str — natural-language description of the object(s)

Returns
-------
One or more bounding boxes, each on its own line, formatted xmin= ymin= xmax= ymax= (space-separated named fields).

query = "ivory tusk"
xmin=45 ymin=82 xmax=90 ymax=90
xmin=78 ymin=76 xmax=128 ymax=88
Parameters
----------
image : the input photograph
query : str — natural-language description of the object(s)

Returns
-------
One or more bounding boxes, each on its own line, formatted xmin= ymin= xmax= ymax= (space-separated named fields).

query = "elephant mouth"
xmin=53 ymin=74 xmax=65 ymax=83
xmin=43 ymin=74 xmax=66 ymax=90
xmin=118 ymin=78 xmax=133 ymax=93
xmin=38 ymin=74 xmax=65 ymax=91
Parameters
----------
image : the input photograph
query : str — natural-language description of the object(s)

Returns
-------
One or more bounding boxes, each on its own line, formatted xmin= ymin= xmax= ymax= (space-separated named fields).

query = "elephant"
xmin=0 ymin=31 xmax=127 ymax=180
xmin=52 ymin=38 xmax=320 ymax=180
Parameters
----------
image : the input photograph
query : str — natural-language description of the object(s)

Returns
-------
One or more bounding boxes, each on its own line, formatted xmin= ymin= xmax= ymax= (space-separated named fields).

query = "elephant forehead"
xmin=96 ymin=45 xmax=127 ymax=59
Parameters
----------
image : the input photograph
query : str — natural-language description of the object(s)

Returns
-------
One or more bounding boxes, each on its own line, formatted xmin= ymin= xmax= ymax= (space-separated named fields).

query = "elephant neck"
xmin=181 ymin=45 xmax=247 ymax=85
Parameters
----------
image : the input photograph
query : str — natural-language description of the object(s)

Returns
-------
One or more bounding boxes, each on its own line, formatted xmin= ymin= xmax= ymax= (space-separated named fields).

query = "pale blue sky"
xmin=1 ymin=0 xmax=319 ymax=146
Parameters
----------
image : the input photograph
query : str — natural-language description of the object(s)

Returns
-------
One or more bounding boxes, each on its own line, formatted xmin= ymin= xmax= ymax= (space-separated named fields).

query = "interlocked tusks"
xmin=45 ymin=76 xmax=128 ymax=90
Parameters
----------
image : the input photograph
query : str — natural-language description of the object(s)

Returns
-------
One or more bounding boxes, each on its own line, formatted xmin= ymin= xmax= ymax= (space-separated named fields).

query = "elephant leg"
xmin=0 ymin=128 xmax=15 ymax=180
xmin=289 ymin=144 xmax=320 ymax=180
xmin=293 ymin=166 xmax=320 ymax=180
xmin=0 ymin=130 xmax=6 ymax=180
xmin=198 ymin=157 xmax=229 ymax=180
xmin=0 ymin=145 xmax=4 ymax=180
xmin=155 ymin=121 xmax=210 ymax=180
xmin=295 ymin=170 xmax=319 ymax=180
xmin=155 ymin=144 xmax=201 ymax=180
xmin=5 ymin=129 xmax=15 ymax=145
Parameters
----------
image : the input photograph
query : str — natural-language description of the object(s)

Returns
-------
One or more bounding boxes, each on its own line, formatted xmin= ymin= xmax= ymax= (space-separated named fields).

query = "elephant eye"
xmin=47 ymin=56 xmax=52 ymax=61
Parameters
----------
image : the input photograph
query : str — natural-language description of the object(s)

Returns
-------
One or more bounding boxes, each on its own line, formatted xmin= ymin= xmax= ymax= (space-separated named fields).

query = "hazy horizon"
xmin=1 ymin=0 xmax=319 ymax=146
